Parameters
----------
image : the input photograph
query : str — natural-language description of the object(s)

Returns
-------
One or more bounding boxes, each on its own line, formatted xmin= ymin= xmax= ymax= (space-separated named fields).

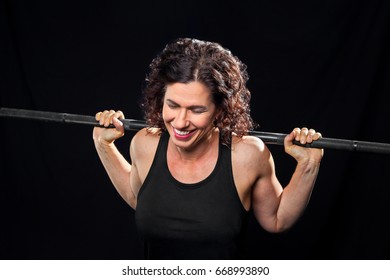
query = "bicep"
xmin=129 ymin=162 xmax=142 ymax=207
xmin=128 ymin=128 xmax=159 ymax=208
xmin=129 ymin=137 xmax=143 ymax=208
xmin=251 ymin=152 xmax=283 ymax=232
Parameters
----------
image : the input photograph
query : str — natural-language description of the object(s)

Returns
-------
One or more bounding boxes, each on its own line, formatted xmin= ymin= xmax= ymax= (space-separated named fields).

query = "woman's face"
xmin=162 ymin=81 xmax=219 ymax=151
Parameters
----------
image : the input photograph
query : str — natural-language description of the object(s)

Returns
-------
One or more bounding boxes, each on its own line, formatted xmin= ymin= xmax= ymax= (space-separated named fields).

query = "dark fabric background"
xmin=1 ymin=0 xmax=389 ymax=259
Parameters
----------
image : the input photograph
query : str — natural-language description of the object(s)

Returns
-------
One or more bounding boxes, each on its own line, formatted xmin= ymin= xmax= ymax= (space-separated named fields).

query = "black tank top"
xmin=135 ymin=131 xmax=248 ymax=259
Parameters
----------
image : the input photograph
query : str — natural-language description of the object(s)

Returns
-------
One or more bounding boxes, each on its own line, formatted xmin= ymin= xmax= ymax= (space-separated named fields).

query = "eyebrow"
xmin=165 ymin=99 xmax=208 ymax=111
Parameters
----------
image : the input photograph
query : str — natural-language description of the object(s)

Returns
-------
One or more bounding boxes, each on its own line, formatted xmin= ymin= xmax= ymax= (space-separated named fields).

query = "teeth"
xmin=174 ymin=128 xmax=190 ymax=135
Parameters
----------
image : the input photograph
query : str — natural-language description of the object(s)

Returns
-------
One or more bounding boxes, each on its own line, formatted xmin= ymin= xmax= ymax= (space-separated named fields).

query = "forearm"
xmin=94 ymin=139 xmax=135 ymax=206
xmin=276 ymin=160 xmax=320 ymax=231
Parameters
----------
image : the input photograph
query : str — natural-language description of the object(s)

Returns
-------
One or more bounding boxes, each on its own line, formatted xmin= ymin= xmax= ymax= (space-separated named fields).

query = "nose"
xmin=173 ymin=108 xmax=189 ymax=128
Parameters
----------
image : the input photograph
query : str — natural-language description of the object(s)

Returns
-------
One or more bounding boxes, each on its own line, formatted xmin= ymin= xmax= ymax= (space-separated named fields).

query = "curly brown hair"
xmin=141 ymin=38 xmax=256 ymax=145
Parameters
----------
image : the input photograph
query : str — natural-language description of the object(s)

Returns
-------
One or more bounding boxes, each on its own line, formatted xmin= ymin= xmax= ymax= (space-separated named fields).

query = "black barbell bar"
xmin=1 ymin=107 xmax=390 ymax=154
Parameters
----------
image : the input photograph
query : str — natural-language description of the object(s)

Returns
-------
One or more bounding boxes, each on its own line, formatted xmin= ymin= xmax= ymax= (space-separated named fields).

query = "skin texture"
xmin=93 ymin=81 xmax=323 ymax=233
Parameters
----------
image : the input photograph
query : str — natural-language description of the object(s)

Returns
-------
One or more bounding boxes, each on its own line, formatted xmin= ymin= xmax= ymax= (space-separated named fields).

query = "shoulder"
xmin=132 ymin=127 xmax=161 ymax=144
xmin=130 ymin=128 xmax=162 ymax=162
xmin=231 ymin=135 xmax=273 ymax=173
xmin=232 ymin=135 xmax=269 ymax=157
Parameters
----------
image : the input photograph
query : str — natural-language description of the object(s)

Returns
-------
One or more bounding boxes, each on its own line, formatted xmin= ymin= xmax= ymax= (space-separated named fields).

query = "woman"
xmin=93 ymin=38 xmax=324 ymax=259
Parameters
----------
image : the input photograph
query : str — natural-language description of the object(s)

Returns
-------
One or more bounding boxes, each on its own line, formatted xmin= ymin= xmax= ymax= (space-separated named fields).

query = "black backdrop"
xmin=1 ymin=0 xmax=389 ymax=259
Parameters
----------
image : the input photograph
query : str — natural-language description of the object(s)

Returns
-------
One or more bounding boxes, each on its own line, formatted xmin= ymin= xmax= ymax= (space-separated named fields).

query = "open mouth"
xmin=173 ymin=127 xmax=196 ymax=139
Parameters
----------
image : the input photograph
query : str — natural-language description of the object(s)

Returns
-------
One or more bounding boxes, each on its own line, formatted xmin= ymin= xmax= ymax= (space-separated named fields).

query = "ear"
xmin=213 ymin=109 xmax=222 ymax=127
xmin=215 ymin=106 xmax=223 ymax=119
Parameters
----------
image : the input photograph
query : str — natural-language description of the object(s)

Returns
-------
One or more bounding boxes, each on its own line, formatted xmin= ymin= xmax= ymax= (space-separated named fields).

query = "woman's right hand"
xmin=93 ymin=109 xmax=125 ymax=145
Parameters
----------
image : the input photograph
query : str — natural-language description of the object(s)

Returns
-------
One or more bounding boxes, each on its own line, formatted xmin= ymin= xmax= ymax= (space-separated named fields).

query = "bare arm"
xmin=93 ymin=110 xmax=136 ymax=209
xmin=252 ymin=127 xmax=323 ymax=233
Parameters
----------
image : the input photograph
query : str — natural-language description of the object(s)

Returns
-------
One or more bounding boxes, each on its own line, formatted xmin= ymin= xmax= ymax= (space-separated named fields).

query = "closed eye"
xmin=165 ymin=99 xmax=179 ymax=109
xmin=189 ymin=106 xmax=208 ymax=114
xmin=165 ymin=99 xmax=208 ymax=113
xmin=167 ymin=103 xmax=178 ymax=109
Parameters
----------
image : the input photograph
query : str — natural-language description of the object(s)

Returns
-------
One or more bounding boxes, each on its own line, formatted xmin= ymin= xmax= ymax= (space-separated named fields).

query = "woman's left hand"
xmin=284 ymin=127 xmax=324 ymax=164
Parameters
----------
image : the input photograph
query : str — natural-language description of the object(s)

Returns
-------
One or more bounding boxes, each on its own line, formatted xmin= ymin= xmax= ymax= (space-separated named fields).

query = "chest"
xmin=167 ymin=155 xmax=218 ymax=184
xmin=135 ymin=171 xmax=246 ymax=243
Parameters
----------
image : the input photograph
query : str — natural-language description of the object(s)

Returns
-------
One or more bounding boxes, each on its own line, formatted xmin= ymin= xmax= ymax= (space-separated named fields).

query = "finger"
xmin=95 ymin=111 xmax=102 ymax=121
xmin=114 ymin=110 xmax=125 ymax=120
xmin=284 ymin=130 xmax=295 ymax=145
xmin=293 ymin=127 xmax=301 ymax=142
xmin=104 ymin=110 xmax=116 ymax=127
xmin=313 ymin=132 xmax=322 ymax=141
xmin=99 ymin=110 xmax=109 ymax=125
xmin=306 ymin=129 xmax=316 ymax=143
xmin=299 ymin=127 xmax=309 ymax=144
xmin=112 ymin=116 xmax=124 ymax=130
